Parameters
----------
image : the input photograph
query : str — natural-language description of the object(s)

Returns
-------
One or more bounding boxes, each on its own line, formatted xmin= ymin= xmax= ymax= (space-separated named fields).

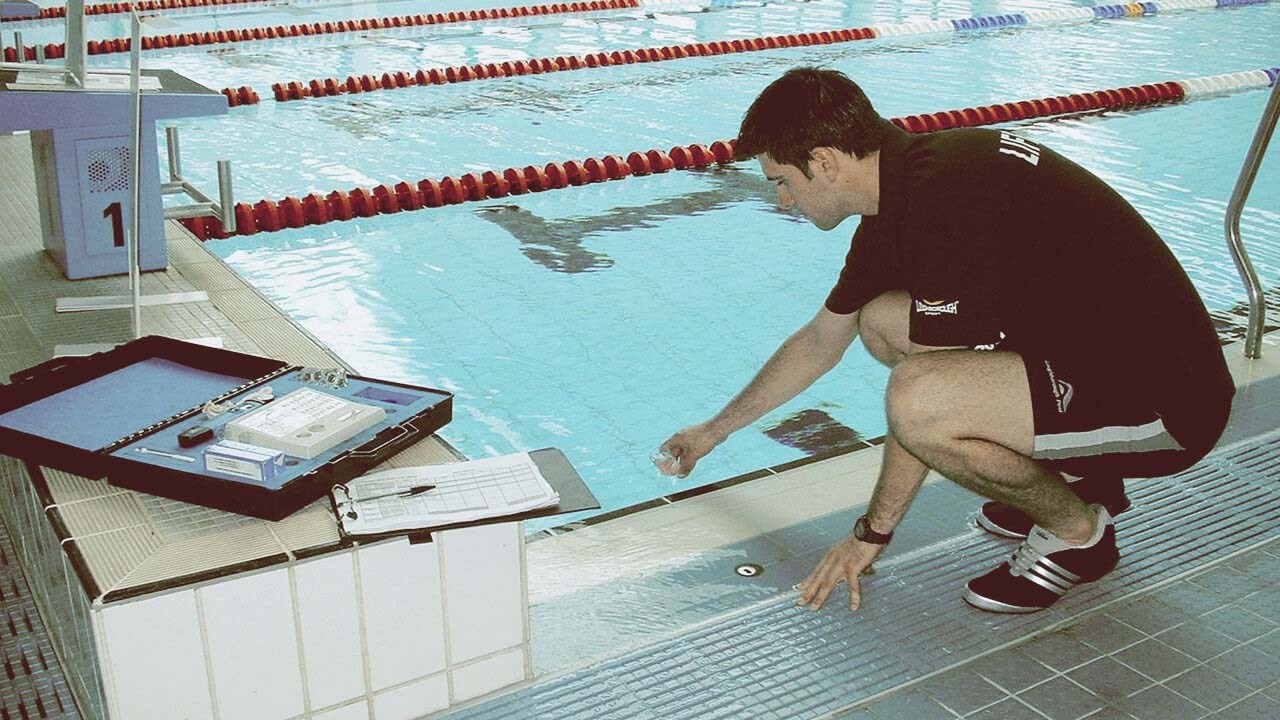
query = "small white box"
xmin=204 ymin=441 xmax=281 ymax=483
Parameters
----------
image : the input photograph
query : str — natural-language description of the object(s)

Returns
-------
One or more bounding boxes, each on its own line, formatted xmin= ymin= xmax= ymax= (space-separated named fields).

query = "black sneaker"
xmin=977 ymin=476 xmax=1130 ymax=539
xmin=964 ymin=506 xmax=1119 ymax=613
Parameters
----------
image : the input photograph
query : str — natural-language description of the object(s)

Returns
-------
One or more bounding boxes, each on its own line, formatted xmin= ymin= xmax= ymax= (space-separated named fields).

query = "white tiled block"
xmin=295 ymin=553 xmax=365 ymax=709
xmin=358 ymin=538 xmax=447 ymax=690
xmin=98 ymin=590 xmax=214 ymax=720
xmin=313 ymin=700 xmax=370 ymax=720
xmin=439 ymin=522 xmax=524 ymax=664
xmin=200 ymin=567 xmax=305 ymax=720
xmin=372 ymin=674 xmax=449 ymax=720
xmin=450 ymin=648 xmax=526 ymax=703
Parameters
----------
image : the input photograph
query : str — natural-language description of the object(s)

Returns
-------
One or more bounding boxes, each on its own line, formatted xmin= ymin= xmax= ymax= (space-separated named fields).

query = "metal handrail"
xmin=1226 ymin=78 xmax=1280 ymax=359
xmin=160 ymin=126 xmax=236 ymax=232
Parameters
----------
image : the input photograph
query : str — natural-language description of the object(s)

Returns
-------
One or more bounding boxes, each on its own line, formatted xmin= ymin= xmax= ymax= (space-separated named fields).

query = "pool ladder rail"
xmin=1228 ymin=77 xmax=1280 ymax=359
xmin=160 ymin=125 xmax=237 ymax=234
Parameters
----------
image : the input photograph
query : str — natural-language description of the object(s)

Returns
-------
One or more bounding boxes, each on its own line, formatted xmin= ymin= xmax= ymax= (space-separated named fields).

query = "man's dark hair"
xmin=734 ymin=68 xmax=884 ymax=176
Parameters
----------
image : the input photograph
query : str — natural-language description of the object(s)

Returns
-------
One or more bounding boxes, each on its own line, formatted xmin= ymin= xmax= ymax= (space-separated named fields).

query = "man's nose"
xmin=778 ymin=186 xmax=794 ymax=210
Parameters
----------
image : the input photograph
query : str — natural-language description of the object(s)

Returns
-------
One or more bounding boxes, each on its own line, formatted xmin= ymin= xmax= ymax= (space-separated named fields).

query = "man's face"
xmin=759 ymin=154 xmax=845 ymax=231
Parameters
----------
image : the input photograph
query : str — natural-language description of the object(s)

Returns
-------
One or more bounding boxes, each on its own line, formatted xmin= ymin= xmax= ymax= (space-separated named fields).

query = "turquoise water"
xmin=22 ymin=1 xmax=1279 ymax=529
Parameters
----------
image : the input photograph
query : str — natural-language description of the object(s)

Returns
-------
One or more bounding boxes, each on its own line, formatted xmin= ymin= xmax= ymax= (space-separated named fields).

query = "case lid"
xmin=0 ymin=336 xmax=288 ymax=477
xmin=1 ymin=358 xmax=256 ymax=451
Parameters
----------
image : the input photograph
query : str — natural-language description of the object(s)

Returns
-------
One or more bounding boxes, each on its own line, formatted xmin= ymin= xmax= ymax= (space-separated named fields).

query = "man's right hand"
xmin=656 ymin=423 xmax=726 ymax=478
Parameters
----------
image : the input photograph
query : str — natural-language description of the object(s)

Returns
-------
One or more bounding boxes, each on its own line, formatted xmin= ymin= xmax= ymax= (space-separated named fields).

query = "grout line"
xmin=826 ymin=534 xmax=1279 ymax=719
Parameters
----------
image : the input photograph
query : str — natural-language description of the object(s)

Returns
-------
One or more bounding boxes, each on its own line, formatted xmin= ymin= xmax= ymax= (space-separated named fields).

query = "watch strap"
xmin=854 ymin=515 xmax=893 ymax=545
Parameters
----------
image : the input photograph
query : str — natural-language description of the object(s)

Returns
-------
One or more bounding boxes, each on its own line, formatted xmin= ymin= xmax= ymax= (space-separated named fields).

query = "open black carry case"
xmin=0 ymin=336 xmax=453 ymax=520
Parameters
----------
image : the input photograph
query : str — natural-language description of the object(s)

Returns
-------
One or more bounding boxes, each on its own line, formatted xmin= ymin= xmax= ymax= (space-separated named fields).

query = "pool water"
xmin=12 ymin=0 xmax=1278 ymax=529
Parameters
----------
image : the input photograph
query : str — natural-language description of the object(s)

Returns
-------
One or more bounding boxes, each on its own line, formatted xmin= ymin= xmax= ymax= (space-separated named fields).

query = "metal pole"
xmin=165 ymin=126 xmax=182 ymax=181
xmin=14 ymin=32 xmax=23 ymax=64
xmin=128 ymin=12 xmax=143 ymax=339
xmin=1225 ymin=79 xmax=1280 ymax=359
xmin=35 ymin=44 xmax=45 ymax=64
xmin=217 ymin=159 xmax=237 ymax=233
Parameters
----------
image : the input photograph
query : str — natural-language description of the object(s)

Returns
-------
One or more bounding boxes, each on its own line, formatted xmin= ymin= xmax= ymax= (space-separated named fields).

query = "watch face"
xmin=854 ymin=516 xmax=869 ymax=540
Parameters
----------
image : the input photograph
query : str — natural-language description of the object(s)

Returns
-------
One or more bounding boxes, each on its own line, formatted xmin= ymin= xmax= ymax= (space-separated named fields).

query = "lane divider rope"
xmin=2 ymin=0 xmax=282 ymax=22
xmin=217 ymin=0 xmax=1272 ymax=108
xmin=179 ymin=68 xmax=1278 ymax=240
xmin=1 ymin=0 xmax=644 ymax=60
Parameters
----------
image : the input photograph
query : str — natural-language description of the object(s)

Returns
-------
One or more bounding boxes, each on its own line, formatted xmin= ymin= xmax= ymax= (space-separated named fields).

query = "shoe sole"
xmin=976 ymin=498 xmax=1133 ymax=540
xmin=962 ymin=589 xmax=1046 ymax=613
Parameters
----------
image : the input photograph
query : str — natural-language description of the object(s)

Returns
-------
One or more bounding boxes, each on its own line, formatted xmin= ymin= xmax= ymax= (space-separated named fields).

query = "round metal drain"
xmin=735 ymin=563 xmax=764 ymax=578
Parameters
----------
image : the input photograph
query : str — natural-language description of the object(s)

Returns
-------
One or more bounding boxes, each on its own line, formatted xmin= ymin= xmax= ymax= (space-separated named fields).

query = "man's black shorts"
xmin=1021 ymin=352 xmax=1232 ymax=479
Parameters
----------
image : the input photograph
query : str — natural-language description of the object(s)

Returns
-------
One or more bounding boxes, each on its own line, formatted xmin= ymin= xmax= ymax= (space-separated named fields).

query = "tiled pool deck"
xmin=845 ymin=540 xmax=1280 ymax=720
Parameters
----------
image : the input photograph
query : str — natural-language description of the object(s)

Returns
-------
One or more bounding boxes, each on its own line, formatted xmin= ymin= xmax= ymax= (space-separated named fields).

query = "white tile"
xmin=439 ymin=523 xmax=525 ymax=664
xmin=450 ymin=648 xmax=526 ymax=703
xmin=358 ymin=539 xmax=447 ymax=690
xmin=525 ymin=445 xmax=903 ymax=603
xmin=313 ymin=700 xmax=370 ymax=720
xmin=98 ymin=590 xmax=214 ymax=720
xmin=371 ymin=674 xmax=449 ymax=720
xmin=294 ymin=553 xmax=366 ymax=709
xmin=200 ymin=568 xmax=305 ymax=720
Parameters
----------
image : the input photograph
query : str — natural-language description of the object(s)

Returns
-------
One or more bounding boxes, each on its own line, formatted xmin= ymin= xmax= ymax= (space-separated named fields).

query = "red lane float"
xmin=248 ymin=23 xmax=879 ymax=106
xmin=4 ymin=0 xmax=281 ymax=22
xmin=180 ymin=81 xmax=1192 ymax=240
xmin=41 ymin=0 xmax=641 ymax=60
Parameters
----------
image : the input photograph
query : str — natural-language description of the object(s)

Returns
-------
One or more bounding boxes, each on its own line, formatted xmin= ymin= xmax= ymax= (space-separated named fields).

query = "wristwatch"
xmin=853 ymin=515 xmax=893 ymax=545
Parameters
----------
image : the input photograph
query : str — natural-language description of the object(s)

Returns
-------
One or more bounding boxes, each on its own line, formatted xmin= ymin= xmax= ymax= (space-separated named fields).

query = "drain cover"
xmin=735 ymin=563 xmax=764 ymax=578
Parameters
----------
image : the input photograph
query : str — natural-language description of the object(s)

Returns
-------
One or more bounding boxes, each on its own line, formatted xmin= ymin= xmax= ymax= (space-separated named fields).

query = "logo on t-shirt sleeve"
xmin=998 ymin=131 xmax=1040 ymax=166
xmin=914 ymin=299 xmax=959 ymax=316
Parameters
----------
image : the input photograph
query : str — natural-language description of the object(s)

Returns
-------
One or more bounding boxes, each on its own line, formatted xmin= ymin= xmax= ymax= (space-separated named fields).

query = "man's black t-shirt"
xmin=825 ymin=122 xmax=1232 ymax=414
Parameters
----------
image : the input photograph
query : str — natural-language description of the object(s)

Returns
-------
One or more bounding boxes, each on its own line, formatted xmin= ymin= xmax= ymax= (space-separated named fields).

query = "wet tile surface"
xmin=460 ymin=434 xmax=1280 ymax=719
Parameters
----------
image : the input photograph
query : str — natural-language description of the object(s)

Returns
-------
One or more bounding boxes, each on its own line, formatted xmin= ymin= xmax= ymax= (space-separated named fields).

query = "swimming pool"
xmin=12 ymin=0 xmax=1277 ymax=530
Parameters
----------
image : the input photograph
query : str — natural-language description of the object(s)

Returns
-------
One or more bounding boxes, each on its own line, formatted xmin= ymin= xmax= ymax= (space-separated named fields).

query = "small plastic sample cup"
xmin=650 ymin=448 xmax=680 ymax=476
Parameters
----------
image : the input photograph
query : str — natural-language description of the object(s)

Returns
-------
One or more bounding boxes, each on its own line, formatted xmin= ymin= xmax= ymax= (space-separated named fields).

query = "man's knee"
xmin=860 ymin=291 xmax=911 ymax=368
xmin=885 ymin=353 xmax=949 ymax=446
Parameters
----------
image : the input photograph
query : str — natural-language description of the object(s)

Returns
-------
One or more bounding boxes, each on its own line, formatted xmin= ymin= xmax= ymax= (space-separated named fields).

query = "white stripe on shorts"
xmin=1033 ymin=417 xmax=1185 ymax=461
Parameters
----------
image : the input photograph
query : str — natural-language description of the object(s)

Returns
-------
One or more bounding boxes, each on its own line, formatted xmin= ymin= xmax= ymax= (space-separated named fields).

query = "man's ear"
xmin=810 ymin=147 xmax=840 ymax=181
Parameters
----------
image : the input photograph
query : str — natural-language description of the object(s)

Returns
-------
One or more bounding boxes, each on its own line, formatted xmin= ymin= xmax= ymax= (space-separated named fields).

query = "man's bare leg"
xmin=884 ymin=350 xmax=1096 ymax=544
xmin=858 ymin=292 xmax=1095 ymax=542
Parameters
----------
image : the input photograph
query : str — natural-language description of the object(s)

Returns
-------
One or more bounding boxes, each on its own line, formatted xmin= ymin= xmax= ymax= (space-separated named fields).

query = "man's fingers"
xmin=807 ymin=564 xmax=845 ymax=610
xmin=809 ymin=578 xmax=838 ymax=610
xmin=796 ymin=561 xmax=834 ymax=605
xmin=848 ymin=575 xmax=863 ymax=612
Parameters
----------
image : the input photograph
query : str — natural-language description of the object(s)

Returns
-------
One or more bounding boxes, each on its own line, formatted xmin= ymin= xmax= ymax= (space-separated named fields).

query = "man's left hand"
xmin=795 ymin=532 xmax=885 ymax=611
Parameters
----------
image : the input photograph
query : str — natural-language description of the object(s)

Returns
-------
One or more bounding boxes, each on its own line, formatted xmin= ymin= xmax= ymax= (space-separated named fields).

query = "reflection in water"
xmin=762 ymin=408 xmax=865 ymax=457
xmin=1210 ymin=282 xmax=1280 ymax=344
xmin=475 ymin=166 xmax=784 ymax=273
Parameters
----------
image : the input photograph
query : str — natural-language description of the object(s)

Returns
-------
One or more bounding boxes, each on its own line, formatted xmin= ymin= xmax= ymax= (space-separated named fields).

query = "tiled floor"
xmin=846 ymin=540 xmax=1280 ymax=720
xmin=0 ymin=524 xmax=79 ymax=720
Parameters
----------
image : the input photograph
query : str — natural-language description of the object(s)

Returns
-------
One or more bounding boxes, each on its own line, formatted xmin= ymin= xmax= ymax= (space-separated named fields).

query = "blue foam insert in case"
xmin=0 ymin=336 xmax=452 ymax=520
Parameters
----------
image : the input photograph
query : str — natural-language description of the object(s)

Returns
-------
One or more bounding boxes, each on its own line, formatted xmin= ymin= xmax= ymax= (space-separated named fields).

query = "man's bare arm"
xmin=707 ymin=307 xmax=862 ymax=437
xmin=658 ymin=307 xmax=861 ymax=476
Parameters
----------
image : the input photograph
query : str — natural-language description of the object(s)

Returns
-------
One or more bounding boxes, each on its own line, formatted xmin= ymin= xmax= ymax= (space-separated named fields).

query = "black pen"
xmin=354 ymin=484 xmax=437 ymax=503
